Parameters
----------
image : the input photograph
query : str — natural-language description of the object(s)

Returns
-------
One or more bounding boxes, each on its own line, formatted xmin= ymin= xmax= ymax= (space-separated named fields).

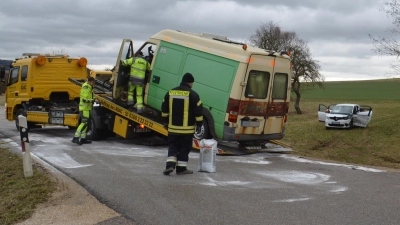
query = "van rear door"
xmin=237 ymin=54 xmax=290 ymax=138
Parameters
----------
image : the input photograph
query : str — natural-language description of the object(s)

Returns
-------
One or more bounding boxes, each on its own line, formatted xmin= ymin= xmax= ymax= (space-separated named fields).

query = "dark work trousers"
xmin=167 ymin=134 xmax=193 ymax=168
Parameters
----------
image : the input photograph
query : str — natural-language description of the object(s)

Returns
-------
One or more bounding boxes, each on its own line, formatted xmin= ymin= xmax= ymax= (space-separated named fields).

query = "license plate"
xmin=136 ymin=128 xmax=151 ymax=133
xmin=332 ymin=121 xmax=340 ymax=124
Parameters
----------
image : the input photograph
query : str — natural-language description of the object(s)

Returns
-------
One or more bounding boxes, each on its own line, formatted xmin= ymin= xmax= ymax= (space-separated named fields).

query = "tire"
xmin=194 ymin=119 xmax=212 ymax=140
xmin=86 ymin=111 xmax=108 ymax=140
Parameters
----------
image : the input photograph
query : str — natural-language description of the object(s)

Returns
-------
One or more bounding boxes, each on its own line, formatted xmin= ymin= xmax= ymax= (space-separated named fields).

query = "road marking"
xmin=273 ymin=197 xmax=313 ymax=203
xmin=281 ymin=155 xmax=385 ymax=172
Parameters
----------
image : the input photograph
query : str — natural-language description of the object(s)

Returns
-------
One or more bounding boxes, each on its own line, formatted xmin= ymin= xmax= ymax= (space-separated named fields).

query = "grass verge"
xmin=0 ymin=147 xmax=56 ymax=225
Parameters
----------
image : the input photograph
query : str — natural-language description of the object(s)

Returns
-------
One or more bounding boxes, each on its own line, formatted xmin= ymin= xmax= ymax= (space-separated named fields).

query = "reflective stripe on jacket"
xmin=161 ymin=82 xmax=203 ymax=134
xmin=79 ymin=82 xmax=94 ymax=111
xmin=122 ymin=57 xmax=150 ymax=80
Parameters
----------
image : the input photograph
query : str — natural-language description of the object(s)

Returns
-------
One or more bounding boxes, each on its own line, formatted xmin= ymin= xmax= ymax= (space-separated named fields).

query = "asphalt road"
xmin=1 ymin=106 xmax=400 ymax=225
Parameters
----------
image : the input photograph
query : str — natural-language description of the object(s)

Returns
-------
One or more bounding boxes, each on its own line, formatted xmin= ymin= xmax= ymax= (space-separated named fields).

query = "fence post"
xmin=18 ymin=115 xmax=33 ymax=177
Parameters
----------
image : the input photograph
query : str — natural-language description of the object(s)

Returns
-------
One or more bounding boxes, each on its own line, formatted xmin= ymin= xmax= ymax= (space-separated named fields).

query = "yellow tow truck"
xmin=0 ymin=53 xmax=88 ymax=130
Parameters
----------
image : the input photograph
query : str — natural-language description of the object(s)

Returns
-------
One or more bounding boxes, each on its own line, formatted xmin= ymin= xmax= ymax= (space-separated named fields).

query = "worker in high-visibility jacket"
xmin=72 ymin=77 xmax=98 ymax=145
xmin=122 ymin=51 xmax=150 ymax=114
xmin=161 ymin=73 xmax=203 ymax=175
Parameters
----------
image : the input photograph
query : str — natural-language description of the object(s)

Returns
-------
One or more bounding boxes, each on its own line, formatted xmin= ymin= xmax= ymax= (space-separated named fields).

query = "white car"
xmin=318 ymin=103 xmax=373 ymax=129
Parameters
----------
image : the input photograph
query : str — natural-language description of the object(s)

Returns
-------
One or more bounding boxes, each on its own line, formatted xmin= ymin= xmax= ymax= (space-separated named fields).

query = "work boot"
xmin=80 ymin=139 xmax=92 ymax=144
xmin=71 ymin=137 xmax=81 ymax=145
xmin=163 ymin=167 xmax=174 ymax=175
xmin=176 ymin=169 xmax=193 ymax=175
xmin=176 ymin=166 xmax=193 ymax=175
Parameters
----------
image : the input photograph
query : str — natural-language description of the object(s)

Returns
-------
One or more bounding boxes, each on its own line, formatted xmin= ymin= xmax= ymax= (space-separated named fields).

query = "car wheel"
xmin=349 ymin=119 xmax=354 ymax=129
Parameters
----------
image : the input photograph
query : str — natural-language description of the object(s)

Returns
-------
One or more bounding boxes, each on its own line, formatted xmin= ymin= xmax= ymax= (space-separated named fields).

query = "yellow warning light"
xmin=36 ymin=56 xmax=46 ymax=66
xmin=77 ymin=57 xmax=87 ymax=67
xmin=139 ymin=124 xmax=145 ymax=129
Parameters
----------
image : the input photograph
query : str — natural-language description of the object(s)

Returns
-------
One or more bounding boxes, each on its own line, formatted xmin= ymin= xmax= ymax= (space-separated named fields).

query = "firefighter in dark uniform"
xmin=162 ymin=73 xmax=203 ymax=175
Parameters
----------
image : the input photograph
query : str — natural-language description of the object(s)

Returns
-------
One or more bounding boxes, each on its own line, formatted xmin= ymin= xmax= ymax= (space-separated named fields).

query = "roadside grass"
xmin=0 ymin=147 xmax=56 ymax=225
xmin=1 ymin=93 xmax=56 ymax=225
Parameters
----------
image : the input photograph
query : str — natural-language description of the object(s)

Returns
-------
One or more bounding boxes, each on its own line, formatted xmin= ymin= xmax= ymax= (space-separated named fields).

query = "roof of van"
xmin=150 ymin=29 xmax=291 ymax=63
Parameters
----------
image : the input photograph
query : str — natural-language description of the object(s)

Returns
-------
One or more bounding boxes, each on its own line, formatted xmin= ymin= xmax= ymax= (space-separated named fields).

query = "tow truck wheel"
xmin=86 ymin=113 xmax=108 ymax=140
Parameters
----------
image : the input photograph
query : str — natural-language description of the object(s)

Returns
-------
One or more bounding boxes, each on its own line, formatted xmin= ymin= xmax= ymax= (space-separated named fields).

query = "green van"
xmin=112 ymin=30 xmax=292 ymax=145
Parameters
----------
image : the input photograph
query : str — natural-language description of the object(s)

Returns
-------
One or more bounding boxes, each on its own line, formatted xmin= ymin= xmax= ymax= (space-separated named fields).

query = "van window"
xmin=21 ymin=65 xmax=28 ymax=81
xmin=245 ymin=70 xmax=270 ymax=99
xmin=272 ymin=73 xmax=288 ymax=99
xmin=9 ymin=67 xmax=20 ymax=85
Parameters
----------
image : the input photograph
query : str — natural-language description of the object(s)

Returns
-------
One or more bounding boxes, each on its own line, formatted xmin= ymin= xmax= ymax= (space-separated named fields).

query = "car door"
xmin=318 ymin=104 xmax=336 ymax=122
xmin=352 ymin=105 xmax=373 ymax=127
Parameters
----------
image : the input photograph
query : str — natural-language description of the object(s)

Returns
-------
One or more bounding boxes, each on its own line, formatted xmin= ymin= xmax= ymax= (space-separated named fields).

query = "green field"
xmin=298 ymin=78 xmax=400 ymax=100
xmin=284 ymin=78 xmax=400 ymax=170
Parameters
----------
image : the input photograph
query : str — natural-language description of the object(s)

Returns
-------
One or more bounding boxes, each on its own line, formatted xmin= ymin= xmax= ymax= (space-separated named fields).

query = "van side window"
xmin=272 ymin=73 xmax=288 ymax=99
xmin=9 ymin=67 xmax=20 ymax=85
xmin=21 ymin=65 xmax=28 ymax=81
xmin=245 ymin=70 xmax=270 ymax=99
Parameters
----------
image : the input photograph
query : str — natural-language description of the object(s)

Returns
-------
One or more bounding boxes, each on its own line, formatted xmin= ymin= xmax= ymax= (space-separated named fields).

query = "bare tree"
xmin=250 ymin=21 xmax=324 ymax=114
xmin=369 ymin=0 xmax=400 ymax=74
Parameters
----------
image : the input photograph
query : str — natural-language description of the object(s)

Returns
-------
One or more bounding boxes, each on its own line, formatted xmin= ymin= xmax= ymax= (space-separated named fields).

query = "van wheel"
xmin=194 ymin=119 xmax=211 ymax=140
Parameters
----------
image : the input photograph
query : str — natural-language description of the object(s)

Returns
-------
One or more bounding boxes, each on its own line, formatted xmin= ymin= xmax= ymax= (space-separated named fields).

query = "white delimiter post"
xmin=18 ymin=115 xmax=33 ymax=177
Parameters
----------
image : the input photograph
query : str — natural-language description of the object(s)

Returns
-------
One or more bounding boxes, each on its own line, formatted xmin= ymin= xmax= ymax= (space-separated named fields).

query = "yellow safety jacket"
xmin=79 ymin=82 xmax=94 ymax=111
xmin=122 ymin=57 xmax=150 ymax=83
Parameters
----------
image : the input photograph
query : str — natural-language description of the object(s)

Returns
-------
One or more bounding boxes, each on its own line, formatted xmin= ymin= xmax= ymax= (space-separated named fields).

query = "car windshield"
xmin=331 ymin=105 xmax=353 ymax=114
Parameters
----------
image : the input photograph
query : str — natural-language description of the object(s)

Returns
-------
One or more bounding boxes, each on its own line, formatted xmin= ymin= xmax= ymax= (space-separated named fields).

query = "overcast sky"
xmin=0 ymin=0 xmax=397 ymax=81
